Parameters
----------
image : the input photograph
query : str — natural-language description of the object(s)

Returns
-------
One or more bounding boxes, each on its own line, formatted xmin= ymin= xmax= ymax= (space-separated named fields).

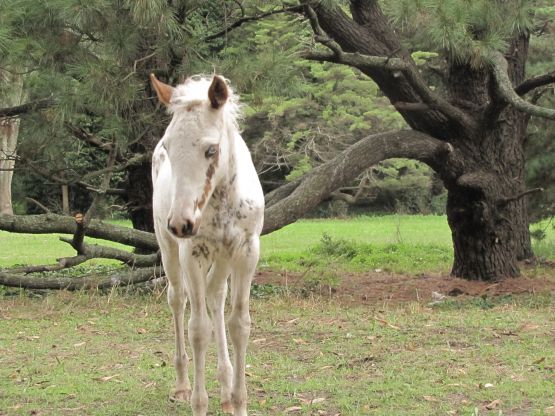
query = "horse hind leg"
xmin=206 ymin=262 xmax=234 ymax=414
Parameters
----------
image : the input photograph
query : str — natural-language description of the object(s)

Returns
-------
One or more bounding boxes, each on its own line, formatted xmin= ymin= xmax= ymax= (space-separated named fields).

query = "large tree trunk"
xmin=0 ymin=119 xmax=18 ymax=215
xmin=125 ymin=149 xmax=155 ymax=233
xmin=446 ymin=112 xmax=530 ymax=279
xmin=0 ymin=70 xmax=25 ymax=215
xmin=444 ymin=33 xmax=533 ymax=279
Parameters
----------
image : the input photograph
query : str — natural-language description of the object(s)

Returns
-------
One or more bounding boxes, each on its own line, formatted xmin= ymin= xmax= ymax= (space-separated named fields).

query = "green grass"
xmin=1 ymin=291 xmax=554 ymax=415
xmin=0 ymin=219 xmax=133 ymax=268
xmin=259 ymin=215 xmax=555 ymax=274
xmin=1 ymin=215 xmax=554 ymax=274
xmin=261 ymin=215 xmax=452 ymax=256
xmin=1 ymin=215 xmax=554 ymax=415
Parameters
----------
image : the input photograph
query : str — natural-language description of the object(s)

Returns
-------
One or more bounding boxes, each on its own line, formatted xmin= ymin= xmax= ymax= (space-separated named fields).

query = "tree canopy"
xmin=0 ymin=0 xmax=554 ymax=283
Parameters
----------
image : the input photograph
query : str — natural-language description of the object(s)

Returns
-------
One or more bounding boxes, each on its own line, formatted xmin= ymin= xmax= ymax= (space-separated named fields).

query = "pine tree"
xmin=270 ymin=0 xmax=555 ymax=280
xmin=0 ymin=0 xmax=198 ymax=229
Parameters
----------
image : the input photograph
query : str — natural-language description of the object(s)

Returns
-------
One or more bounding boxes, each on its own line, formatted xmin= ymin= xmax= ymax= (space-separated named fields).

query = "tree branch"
xmin=304 ymin=49 xmax=477 ymax=132
xmin=0 ymin=97 xmax=55 ymax=118
xmin=490 ymin=51 xmax=555 ymax=120
xmin=21 ymin=157 xmax=125 ymax=195
xmin=264 ymin=179 xmax=302 ymax=207
xmin=262 ymin=129 xmax=451 ymax=234
xmin=7 ymin=255 xmax=88 ymax=274
xmin=203 ymin=5 xmax=303 ymax=41
xmin=302 ymin=3 xmax=476 ymax=134
xmin=301 ymin=0 xmax=478 ymax=139
xmin=515 ymin=70 xmax=555 ymax=96
xmin=80 ymin=153 xmax=151 ymax=182
xmin=65 ymin=123 xmax=114 ymax=151
xmin=59 ymin=237 xmax=160 ymax=267
xmin=71 ymin=213 xmax=87 ymax=254
xmin=304 ymin=5 xmax=344 ymax=58
xmin=497 ymin=187 xmax=544 ymax=208
xmin=330 ymin=176 xmax=371 ymax=204
xmin=24 ymin=197 xmax=51 ymax=213
xmin=83 ymin=142 xmax=118 ymax=225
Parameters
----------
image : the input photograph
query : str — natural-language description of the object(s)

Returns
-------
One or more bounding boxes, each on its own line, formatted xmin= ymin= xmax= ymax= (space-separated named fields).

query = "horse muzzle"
xmin=167 ymin=216 xmax=200 ymax=238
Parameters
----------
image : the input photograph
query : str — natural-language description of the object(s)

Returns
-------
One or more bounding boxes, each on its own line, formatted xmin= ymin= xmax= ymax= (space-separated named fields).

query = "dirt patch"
xmin=254 ymin=265 xmax=555 ymax=305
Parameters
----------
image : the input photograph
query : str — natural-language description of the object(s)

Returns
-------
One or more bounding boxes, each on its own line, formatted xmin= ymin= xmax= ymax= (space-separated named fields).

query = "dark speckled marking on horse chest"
xmin=191 ymin=242 xmax=210 ymax=260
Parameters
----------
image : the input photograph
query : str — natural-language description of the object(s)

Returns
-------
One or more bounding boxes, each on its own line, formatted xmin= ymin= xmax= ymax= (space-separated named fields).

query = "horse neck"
xmin=215 ymin=124 xmax=240 ymax=198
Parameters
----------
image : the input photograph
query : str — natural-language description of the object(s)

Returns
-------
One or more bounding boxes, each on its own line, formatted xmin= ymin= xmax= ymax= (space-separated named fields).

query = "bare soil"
xmin=254 ymin=264 xmax=555 ymax=306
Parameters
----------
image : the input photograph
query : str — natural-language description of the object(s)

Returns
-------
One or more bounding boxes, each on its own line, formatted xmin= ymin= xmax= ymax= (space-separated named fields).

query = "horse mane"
xmin=169 ymin=75 xmax=242 ymax=130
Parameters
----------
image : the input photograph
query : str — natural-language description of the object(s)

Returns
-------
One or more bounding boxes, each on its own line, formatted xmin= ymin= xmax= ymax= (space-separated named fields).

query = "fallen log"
xmin=0 ymin=266 xmax=162 ymax=291
xmin=0 ymin=213 xmax=159 ymax=251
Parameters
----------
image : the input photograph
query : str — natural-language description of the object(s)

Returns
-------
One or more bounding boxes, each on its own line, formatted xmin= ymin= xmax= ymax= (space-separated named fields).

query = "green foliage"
xmin=3 ymin=0 xmax=552 ymax=222
xmin=214 ymin=11 xmax=407 ymax=197
xmin=312 ymin=232 xmax=358 ymax=260
xmin=1 ymin=0 xmax=196 ymax=215
xmin=370 ymin=159 xmax=445 ymax=214
xmin=383 ymin=0 xmax=536 ymax=66
xmin=285 ymin=155 xmax=312 ymax=181
xmin=524 ymin=4 xmax=555 ymax=221
xmin=411 ymin=51 xmax=439 ymax=65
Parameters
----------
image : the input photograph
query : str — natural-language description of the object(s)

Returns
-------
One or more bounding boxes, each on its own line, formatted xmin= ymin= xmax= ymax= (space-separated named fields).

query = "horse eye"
xmin=205 ymin=145 xmax=217 ymax=159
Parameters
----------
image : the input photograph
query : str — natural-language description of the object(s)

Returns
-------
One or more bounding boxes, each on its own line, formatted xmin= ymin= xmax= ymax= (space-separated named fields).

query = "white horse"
xmin=150 ymin=73 xmax=264 ymax=416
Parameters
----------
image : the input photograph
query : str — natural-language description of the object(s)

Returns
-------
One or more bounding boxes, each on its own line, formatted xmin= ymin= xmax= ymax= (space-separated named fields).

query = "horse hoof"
xmin=169 ymin=388 xmax=191 ymax=402
xmin=221 ymin=401 xmax=234 ymax=414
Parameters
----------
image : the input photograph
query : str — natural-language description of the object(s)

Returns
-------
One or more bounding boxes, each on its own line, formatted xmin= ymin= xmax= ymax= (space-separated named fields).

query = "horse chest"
xmin=195 ymin=197 xmax=251 ymax=257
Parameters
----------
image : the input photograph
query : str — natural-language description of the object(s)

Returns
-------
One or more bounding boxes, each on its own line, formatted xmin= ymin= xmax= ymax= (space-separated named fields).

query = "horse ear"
xmin=208 ymin=75 xmax=228 ymax=109
xmin=150 ymin=73 xmax=174 ymax=106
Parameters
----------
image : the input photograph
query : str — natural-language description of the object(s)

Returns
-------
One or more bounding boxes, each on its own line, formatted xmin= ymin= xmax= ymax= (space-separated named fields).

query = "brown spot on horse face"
xmin=196 ymin=150 xmax=220 ymax=210
xmin=186 ymin=102 xmax=201 ymax=112
xmin=197 ymin=182 xmax=211 ymax=210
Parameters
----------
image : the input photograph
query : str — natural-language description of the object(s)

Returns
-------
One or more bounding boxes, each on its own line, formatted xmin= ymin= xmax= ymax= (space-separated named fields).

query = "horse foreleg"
xmin=185 ymin=258 xmax=211 ymax=416
xmin=207 ymin=262 xmax=234 ymax=414
xmin=161 ymin=243 xmax=191 ymax=403
xmin=167 ymin=283 xmax=191 ymax=402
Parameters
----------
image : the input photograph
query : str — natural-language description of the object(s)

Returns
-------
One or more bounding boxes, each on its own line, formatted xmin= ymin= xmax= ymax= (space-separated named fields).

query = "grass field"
xmin=1 ymin=215 xmax=554 ymax=274
xmin=1 ymin=290 xmax=554 ymax=415
xmin=1 ymin=215 xmax=554 ymax=415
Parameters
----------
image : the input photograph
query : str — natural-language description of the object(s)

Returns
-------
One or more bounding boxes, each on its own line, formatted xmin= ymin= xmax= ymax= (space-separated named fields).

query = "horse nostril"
xmin=167 ymin=219 xmax=179 ymax=236
xmin=182 ymin=220 xmax=194 ymax=236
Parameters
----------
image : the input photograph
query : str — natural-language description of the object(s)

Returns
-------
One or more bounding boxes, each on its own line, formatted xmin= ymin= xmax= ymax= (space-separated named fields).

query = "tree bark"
xmin=0 ymin=119 xmax=18 ymax=215
xmin=0 ymin=69 xmax=26 ymax=215
xmin=125 ymin=146 xmax=155 ymax=233
xmin=61 ymin=185 xmax=69 ymax=214
xmin=0 ymin=213 xmax=159 ymax=251
xmin=0 ymin=266 xmax=160 ymax=290
xmin=444 ymin=32 xmax=533 ymax=276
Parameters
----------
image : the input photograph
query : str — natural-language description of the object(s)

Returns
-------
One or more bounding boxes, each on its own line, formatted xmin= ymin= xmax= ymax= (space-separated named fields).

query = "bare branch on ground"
xmin=0 ymin=266 xmax=161 ymax=291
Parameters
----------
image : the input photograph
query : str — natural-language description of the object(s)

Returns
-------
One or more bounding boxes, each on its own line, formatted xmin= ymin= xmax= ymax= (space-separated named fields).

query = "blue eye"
xmin=205 ymin=145 xmax=217 ymax=158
